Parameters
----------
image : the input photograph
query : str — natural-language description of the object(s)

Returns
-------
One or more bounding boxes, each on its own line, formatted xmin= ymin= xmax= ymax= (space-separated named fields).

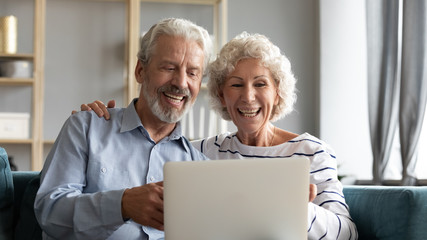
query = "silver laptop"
xmin=163 ymin=157 xmax=310 ymax=240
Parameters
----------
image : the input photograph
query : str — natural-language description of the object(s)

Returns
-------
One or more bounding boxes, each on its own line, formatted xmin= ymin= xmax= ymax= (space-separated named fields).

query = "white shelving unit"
xmin=0 ymin=0 xmax=227 ymax=170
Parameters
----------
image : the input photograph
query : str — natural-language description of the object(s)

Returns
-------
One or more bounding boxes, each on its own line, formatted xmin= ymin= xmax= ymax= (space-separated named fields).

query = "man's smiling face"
xmin=137 ymin=34 xmax=205 ymax=123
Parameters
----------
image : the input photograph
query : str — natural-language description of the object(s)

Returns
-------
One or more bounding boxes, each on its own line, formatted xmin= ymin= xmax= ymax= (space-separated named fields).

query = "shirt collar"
xmin=169 ymin=121 xmax=183 ymax=140
xmin=165 ymin=122 xmax=190 ymax=154
xmin=172 ymin=122 xmax=191 ymax=154
xmin=120 ymin=98 xmax=143 ymax=133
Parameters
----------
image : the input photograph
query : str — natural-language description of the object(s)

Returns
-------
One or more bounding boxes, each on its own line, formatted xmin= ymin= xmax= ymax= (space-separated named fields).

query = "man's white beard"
xmin=142 ymin=78 xmax=194 ymax=123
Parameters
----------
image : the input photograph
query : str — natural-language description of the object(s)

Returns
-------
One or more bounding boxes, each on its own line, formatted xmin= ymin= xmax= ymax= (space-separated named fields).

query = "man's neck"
xmin=135 ymin=99 xmax=177 ymax=143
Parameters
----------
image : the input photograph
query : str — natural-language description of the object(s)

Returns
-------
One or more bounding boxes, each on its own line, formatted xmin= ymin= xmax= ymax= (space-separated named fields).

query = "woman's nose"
xmin=241 ymin=86 xmax=256 ymax=102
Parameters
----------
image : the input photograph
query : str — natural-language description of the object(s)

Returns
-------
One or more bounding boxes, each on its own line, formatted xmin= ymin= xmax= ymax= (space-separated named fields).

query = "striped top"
xmin=191 ymin=132 xmax=358 ymax=240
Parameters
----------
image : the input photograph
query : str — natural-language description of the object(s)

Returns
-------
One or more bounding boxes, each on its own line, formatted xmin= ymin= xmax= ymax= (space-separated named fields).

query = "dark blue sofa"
xmin=1 ymin=147 xmax=427 ymax=240
xmin=343 ymin=185 xmax=427 ymax=240
xmin=1 ymin=147 xmax=41 ymax=240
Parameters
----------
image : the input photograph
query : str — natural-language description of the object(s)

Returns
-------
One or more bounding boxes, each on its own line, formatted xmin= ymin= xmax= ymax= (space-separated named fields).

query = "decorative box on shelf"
xmin=0 ymin=112 xmax=30 ymax=139
xmin=0 ymin=59 xmax=33 ymax=78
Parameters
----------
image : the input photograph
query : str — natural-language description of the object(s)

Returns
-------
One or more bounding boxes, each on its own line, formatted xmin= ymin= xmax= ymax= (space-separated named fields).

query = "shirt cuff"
xmin=101 ymin=188 xmax=127 ymax=225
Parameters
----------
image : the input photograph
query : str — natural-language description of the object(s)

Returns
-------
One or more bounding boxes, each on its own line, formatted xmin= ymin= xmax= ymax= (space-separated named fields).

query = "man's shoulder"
xmin=70 ymin=108 xmax=124 ymax=121
xmin=65 ymin=108 xmax=125 ymax=132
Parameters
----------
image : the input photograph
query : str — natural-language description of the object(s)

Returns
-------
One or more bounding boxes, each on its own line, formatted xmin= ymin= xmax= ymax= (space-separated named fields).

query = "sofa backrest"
xmin=343 ymin=185 xmax=427 ymax=240
xmin=0 ymin=147 xmax=14 ymax=239
xmin=0 ymin=147 xmax=42 ymax=240
xmin=12 ymin=171 xmax=42 ymax=240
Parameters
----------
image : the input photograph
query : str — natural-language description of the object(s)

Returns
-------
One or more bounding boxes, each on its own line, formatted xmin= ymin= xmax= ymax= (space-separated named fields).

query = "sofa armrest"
xmin=343 ymin=185 xmax=427 ymax=240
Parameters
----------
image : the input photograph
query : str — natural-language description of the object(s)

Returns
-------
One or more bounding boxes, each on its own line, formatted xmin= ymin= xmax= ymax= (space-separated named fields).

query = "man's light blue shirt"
xmin=34 ymin=99 xmax=208 ymax=240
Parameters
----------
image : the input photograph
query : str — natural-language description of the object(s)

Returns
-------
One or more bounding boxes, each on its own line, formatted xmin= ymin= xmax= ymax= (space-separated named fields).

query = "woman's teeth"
xmin=239 ymin=108 xmax=259 ymax=117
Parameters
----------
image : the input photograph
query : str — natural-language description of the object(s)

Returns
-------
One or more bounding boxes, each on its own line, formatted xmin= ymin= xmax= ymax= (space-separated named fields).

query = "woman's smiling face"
xmin=219 ymin=58 xmax=279 ymax=134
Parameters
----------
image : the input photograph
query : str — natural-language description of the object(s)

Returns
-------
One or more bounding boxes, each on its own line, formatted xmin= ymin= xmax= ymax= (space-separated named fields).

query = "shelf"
xmin=0 ymin=78 xmax=35 ymax=85
xmin=0 ymin=138 xmax=33 ymax=144
xmin=0 ymin=0 xmax=226 ymax=171
xmin=140 ymin=0 xmax=219 ymax=5
xmin=0 ymin=53 xmax=34 ymax=60
xmin=43 ymin=140 xmax=55 ymax=145
xmin=0 ymin=0 xmax=44 ymax=171
xmin=0 ymin=54 xmax=35 ymax=84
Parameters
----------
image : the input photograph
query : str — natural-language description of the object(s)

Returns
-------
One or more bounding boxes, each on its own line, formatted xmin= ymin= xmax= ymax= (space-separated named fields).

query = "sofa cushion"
xmin=343 ymin=185 xmax=427 ymax=240
xmin=0 ymin=147 xmax=14 ymax=240
xmin=12 ymin=171 xmax=40 ymax=227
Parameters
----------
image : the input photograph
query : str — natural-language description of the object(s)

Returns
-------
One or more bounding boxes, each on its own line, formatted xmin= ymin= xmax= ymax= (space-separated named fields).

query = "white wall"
xmin=319 ymin=0 xmax=372 ymax=180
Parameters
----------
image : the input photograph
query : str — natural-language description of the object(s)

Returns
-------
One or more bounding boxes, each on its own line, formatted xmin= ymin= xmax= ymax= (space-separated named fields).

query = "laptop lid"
xmin=163 ymin=157 xmax=310 ymax=240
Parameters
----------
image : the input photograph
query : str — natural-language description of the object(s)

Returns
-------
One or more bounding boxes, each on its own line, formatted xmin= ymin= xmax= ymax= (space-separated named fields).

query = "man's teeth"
xmin=239 ymin=109 xmax=259 ymax=117
xmin=164 ymin=93 xmax=184 ymax=103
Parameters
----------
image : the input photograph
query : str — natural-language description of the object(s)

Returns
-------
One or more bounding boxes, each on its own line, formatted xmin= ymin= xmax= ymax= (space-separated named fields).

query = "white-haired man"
xmin=35 ymin=18 xmax=212 ymax=240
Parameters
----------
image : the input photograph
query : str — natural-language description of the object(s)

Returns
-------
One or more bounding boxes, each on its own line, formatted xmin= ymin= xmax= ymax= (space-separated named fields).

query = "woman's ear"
xmin=135 ymin=60 xmax=144 ymax=84
xmin=274 ymin=88 xmax=280 ymax=105
xmin=274 ymin=94 xmax=280 ymax=105
xmin=218 ymin=88 xmax=226 ymax=106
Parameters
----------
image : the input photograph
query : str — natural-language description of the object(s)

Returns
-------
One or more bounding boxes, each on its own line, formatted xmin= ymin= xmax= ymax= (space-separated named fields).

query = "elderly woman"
xmin=196 ymin=32 xmax=357 ymax=239
xmin=79 ymin=32 xmax=357 ymax=239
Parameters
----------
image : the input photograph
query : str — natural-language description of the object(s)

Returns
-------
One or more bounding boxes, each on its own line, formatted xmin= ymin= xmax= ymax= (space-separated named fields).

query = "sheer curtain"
xmin=399 ymin=0 xmax=427 ymax=185
xmin=366 ymin=0 xmax=427 ymax=185
xmin=366 ymin=0 xmax=400 ymax=185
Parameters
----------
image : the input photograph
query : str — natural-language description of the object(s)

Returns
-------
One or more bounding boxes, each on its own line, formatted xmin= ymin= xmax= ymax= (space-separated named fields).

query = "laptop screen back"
xmin=163 ymin=157 xmax=309 ymax=240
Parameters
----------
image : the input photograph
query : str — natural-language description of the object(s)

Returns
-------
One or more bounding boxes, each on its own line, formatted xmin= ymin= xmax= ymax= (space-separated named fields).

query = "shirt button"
xmin=101 ymin=167 xmax=107 ymax=173
xmin=150 ymin=176 xmax=155 ymax=182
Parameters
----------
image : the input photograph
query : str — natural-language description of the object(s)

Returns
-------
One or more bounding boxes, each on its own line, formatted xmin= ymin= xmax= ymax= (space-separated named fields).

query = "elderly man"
xmin=34 ymin=18 xmax=212 ymax=240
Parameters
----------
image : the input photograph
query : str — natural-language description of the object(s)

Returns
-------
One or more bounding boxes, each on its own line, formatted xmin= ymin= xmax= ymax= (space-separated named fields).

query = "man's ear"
xmin=135 ymin=60 xmax=144 ymax=84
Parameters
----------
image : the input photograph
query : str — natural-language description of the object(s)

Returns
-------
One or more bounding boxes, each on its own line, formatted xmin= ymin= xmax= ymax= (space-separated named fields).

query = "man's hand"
xmin=121 ymin=181 xmax=164 ymax=230
xmin=71 ymin=100 xmax=116 ymax=120
xmin=309 ymin=184 xmax=317 ymax=202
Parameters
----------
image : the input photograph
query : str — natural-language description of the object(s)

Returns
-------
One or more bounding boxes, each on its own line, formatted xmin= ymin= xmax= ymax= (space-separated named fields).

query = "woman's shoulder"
xmin=291 ymin=132 xmax=324 ymax=144
xmin=289 ymin=132 xmax=335 ymax=152
xmin=191 ymin=132 xmax=235 ymax=152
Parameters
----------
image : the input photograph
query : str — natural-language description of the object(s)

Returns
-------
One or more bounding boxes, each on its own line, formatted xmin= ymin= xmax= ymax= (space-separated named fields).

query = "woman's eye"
xmin=231 ymin=84 xmax=243 ymax=87
xmin=255 ymin=83 xmax=266 ymax=87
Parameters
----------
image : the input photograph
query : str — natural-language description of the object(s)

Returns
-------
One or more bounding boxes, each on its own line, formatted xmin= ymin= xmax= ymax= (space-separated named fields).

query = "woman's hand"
xmin=309 ymin=184 xmax=317 ymax=202
xmin=71 ymin=99 xmax=116 ymax=120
